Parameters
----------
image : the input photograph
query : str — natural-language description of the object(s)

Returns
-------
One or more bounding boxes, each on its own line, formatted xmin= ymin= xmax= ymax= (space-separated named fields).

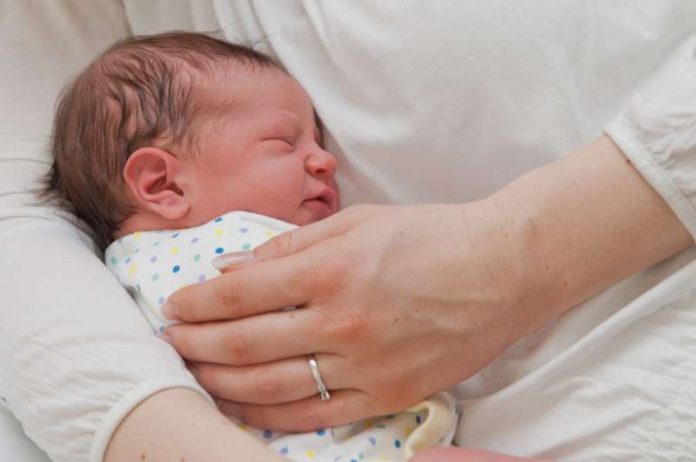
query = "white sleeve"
xmin=0 ymin=3 xmax=207 ymax=462
xmin=0 ymin=216 xmax=208 ymax=462
xmin=606 ymin=35 xmax=696 ymax=239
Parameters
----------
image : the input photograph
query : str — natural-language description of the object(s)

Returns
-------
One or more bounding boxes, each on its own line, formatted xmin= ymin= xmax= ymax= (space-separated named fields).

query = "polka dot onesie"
xmin=105 ymin=211 xmax=457 ymax=461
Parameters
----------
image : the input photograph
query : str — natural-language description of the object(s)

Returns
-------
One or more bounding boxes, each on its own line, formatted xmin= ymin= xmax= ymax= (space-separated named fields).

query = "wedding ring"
xmin=307 ymin=355 xmax=331 ymax=401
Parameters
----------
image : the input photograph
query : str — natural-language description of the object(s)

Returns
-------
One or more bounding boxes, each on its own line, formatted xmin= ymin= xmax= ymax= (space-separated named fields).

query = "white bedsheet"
xmin=2 ymin=1 xmax=696 ymax=461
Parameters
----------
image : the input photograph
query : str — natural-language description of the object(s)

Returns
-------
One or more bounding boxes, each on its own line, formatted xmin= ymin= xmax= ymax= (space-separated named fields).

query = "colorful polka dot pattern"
xmin=105 ymin=211 xmax=294 ymax=332
xmin=104 ymin=211 xmax=457 ymax=461
xmin=238 ymin=406 xmax=438 ymax=462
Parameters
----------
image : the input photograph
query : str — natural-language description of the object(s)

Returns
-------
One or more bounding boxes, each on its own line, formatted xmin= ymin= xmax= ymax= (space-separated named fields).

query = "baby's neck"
xmin=115 ymin=211 xmax=189 ymax=240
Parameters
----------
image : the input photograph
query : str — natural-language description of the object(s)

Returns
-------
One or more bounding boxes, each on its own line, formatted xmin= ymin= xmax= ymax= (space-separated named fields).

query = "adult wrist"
xmin=472 ymin=134 xmax=694 ymax=349
xmin=459 ymin=198 xmax=544 ymax=347
xmin=476 ymin=173 xmax=584 ymax=340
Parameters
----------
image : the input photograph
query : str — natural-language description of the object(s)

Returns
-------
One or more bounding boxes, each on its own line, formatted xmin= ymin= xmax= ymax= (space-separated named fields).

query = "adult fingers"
xmin=217 ymin=389 xmax=381 ymax=433
xmin=188 ymin=353 xmax=346 ymax=405
xmin=250 ymin=205 xmax=383 ymax=262
xmin=168 ymin=206 xmax=384 ymax=323
xmin=163 ymin=251 xmax=313 ymax=323
xmin=163 ymin=309 xmax=320 ymax=365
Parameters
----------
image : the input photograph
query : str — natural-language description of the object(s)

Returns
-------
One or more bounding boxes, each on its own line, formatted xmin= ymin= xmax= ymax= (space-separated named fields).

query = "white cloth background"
xmin=0 ymin=2 xmax=207 ymax=462
xmin=2 ymin=1 xmax=696 ymax=461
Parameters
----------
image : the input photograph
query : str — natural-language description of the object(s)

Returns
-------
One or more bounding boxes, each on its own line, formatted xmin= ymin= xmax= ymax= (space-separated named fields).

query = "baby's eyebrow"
xmin=259 ymin=111 xmax=320 ymax=142
xmin=258 ymin=112 xmax=301 ymax=139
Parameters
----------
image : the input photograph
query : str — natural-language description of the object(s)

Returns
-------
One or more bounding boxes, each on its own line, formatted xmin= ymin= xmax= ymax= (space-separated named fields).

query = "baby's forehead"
xmin=189 ymin=67 xmax=261 ymax=124
xmin=192 ymin=63 xmax=315 ymax=124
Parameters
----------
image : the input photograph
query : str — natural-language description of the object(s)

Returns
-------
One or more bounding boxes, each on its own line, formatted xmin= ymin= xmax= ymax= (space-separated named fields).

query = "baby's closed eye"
xmin=261 ymin=138 xmax=295 ymax=151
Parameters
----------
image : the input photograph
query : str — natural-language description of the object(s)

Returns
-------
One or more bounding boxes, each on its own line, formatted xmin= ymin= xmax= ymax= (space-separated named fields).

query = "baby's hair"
xmin=42 ymin=31 xmax=277 ymax=251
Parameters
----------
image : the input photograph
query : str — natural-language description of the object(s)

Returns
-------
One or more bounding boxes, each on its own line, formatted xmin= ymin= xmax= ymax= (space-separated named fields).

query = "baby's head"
xmin=45 ymin=32 xmax=339 ymax=250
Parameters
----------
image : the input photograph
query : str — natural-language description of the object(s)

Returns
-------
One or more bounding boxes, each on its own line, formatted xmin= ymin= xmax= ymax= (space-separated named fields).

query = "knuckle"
xmin=379 ymin=387 xmax=409 ymax=410
xmin=304 ymin=254 xmax=344 ymax=292
xmin=374 ymin=377 xmax=419 ymax=411
xmin=216 ymin=276 xmax=245 ymax=315
xmin=254 ymin=369 xmax=288 ymax=402
xmin=223 ymin=332 xmax=251 ymax=364
xmin=322 ymin=308 xmax=371 ymax=343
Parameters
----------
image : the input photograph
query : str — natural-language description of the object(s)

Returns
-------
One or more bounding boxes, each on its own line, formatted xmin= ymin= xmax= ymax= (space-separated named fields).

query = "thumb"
xmin=255 ymin=205 xmax=382 ymax=261
xmin=211 ymin=205 xmax=382 ymax=273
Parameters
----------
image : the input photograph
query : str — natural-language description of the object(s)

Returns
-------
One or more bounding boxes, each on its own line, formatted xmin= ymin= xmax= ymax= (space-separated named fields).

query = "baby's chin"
xmin=294 ymin=199 xmax=337 ymax=225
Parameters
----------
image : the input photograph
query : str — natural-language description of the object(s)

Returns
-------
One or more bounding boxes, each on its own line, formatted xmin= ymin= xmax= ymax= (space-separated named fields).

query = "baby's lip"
xmin=305 ymin=186 xmax=337 ymax=211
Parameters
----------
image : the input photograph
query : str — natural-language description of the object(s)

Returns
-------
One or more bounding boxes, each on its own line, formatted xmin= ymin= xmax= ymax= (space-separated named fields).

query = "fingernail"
xmin=161 ymin=302 xmax=178 ymax=320
xmin=212 ymin=250 xmax=256 ymax=270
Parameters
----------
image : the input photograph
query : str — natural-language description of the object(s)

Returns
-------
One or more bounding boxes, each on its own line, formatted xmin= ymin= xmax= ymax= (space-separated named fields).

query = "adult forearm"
xmin=476 ymin=135 xmax=693 ymax=336
xmin=105 ymin=388 xmax=287 ymax=462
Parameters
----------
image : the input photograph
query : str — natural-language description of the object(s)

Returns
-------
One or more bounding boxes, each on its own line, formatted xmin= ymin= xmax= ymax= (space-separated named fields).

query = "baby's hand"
xmin=409 ymin=448 xmax=552 ymax=462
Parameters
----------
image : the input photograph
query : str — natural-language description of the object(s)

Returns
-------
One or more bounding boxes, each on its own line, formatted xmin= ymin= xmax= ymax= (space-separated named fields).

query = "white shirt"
xmin=2 ymin=1 xmax=696 ymax=461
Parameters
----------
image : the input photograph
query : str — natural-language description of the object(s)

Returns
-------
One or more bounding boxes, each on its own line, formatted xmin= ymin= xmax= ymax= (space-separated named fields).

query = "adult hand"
xmin=162 ymin=136 xmax=691 ymax=432
xmin=163 ymin=202 xmax=531 ymax=431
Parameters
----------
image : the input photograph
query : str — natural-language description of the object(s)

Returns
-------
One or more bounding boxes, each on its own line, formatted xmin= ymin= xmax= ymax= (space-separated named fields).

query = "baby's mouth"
xmin=303 ymin=188 xmax=336 ymax=215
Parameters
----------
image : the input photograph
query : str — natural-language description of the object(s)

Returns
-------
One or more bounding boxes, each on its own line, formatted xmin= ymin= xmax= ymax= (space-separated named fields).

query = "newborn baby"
xmin=44 ymin=32 xmax=456 ymax=461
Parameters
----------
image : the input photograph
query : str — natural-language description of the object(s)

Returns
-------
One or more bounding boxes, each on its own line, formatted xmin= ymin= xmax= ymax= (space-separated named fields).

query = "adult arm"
xmin=0 ymin=215 xmax=288 ymax=462
xmin=163 ymin=35 xmax=696 ymax=430
xmin=105 ymin=389 xmax=285 ymax=462
xmin=163 ymin=134 xmax=691 ymax=431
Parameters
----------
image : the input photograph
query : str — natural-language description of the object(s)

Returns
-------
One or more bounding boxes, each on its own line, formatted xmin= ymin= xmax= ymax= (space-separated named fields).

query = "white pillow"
xmin=0 ymin=0 xmax=130 ymax=209
xmin=0 ymin=407 xmax=50 ymax=462
xmin=0 ymin=1 xmax=130 ymax=460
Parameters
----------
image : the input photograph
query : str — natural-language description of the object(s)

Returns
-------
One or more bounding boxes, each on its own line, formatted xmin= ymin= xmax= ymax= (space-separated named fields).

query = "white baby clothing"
xmin=105 ymin=211 xmax=457 ymax=461
xmin=105 ymin=212 xmax=295 ymax=333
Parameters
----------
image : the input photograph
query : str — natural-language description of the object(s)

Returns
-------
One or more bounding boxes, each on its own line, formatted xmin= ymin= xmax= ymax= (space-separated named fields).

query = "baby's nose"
xmin=306 ymin=147 xmax=337 ymax=179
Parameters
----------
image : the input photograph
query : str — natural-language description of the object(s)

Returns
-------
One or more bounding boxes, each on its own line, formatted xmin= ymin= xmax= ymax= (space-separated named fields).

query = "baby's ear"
xmin=123 ymin=147 xmax=191 ymax=220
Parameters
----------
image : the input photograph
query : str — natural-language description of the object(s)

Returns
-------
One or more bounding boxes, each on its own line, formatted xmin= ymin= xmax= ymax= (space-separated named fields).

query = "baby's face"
xmin=183 ymin=66 xmax=339 ymax=227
